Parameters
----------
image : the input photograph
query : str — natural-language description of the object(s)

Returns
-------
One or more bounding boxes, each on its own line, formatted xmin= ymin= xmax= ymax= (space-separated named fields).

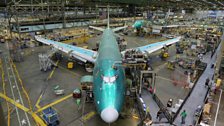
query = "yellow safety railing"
xmin=0 ymin=59 xmax=11 ymax=126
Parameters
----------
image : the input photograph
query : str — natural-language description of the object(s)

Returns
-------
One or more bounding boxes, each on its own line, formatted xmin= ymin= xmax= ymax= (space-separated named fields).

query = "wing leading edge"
xmin=122 ymin=36 xmax=181 ymax=55
xmin=35 ymin=36 xmax=97 ymax=63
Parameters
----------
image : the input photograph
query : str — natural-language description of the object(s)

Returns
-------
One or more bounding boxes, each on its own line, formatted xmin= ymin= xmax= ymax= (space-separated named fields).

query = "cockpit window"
xmin=101 ymin=75 xmax=118 ymax=83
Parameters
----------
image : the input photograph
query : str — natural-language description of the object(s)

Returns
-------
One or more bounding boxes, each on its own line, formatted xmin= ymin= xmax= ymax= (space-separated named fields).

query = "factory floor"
xmin=0 ymin=43 xmax=140 ymax=126
xmin=0 ymin=34 xmax=193 ymax=126
xmin=173 ymin=42 xmax=222 ymax=126
xmin=140 ymin=42 xmax=191 ymax=125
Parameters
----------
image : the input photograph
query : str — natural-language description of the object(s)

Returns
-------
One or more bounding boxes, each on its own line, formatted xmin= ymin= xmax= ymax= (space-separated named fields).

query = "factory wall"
xmin=11 ymin=21 xmax=91 ymax=33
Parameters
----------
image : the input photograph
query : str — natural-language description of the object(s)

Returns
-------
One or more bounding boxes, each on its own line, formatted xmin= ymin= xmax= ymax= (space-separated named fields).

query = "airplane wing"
xmin=112 ymin=26 xmax=128 ymax=32
xmin=35 ymin=36 xmax=97 ymax=63
xmin=89 ymin=26 xmax=105 ymax=32
xmin=89 ymin=25 xmax=128 ymax=33
xmin=122 ymin=36 xmax=181 ymax=55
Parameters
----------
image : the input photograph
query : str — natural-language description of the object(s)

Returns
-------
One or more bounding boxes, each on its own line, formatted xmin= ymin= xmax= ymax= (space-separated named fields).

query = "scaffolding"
xmin=38 ymin=49 xmax=57 ymax=72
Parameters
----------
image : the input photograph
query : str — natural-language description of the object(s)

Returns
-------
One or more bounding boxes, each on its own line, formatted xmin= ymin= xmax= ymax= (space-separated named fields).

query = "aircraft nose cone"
xmin=100 ymin=107 xmax=119 ymax=123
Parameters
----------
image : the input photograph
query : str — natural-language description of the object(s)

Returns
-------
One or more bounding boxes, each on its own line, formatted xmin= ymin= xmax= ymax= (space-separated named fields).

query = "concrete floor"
xmin=155 ymin=66 xmax=190 ymax=107
xmin=0 ymin=33 xmax=194 ymax=125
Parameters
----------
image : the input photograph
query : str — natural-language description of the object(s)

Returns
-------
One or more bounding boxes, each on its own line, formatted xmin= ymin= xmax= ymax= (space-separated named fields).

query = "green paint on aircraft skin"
xmin=93 ymin=28 xmax=126 ymax=114
xmin=133 ymin=20 xmax=144 ymax=29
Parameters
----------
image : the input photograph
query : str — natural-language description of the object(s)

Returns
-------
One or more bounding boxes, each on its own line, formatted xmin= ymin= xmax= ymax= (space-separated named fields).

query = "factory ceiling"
xmin=0 ymin=0 xmax=224 ymax=9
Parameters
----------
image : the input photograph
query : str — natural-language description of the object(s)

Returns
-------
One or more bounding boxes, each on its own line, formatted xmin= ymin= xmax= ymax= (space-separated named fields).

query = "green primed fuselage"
xmin=93 ymin=28 xmax=126 ymax=115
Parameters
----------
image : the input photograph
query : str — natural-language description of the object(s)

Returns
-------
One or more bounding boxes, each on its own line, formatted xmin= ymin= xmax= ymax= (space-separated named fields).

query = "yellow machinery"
xmin=167 ymin=61 xmax=175 ymax=70
xmin=162 ymin=52 xmax=169 ymax=58
xmin=67 ymin=62 xmax=74 ymax=69
xmin=62 ymin=35 xmax=90 ymax=44
xmin=216 ymin=78 xmax=222 ymax=87
xmin=82 ymin=46 xmax=88 ymax=49
xmin=160 ymin=51 xmax=169 ymax=59
xmin=60 ymin=28 xmax=91 ymax=45
xmin=62 ymin=30 xmax=91 ymax=45
xmin=160 ymin=47 xmax=169 ymax=59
